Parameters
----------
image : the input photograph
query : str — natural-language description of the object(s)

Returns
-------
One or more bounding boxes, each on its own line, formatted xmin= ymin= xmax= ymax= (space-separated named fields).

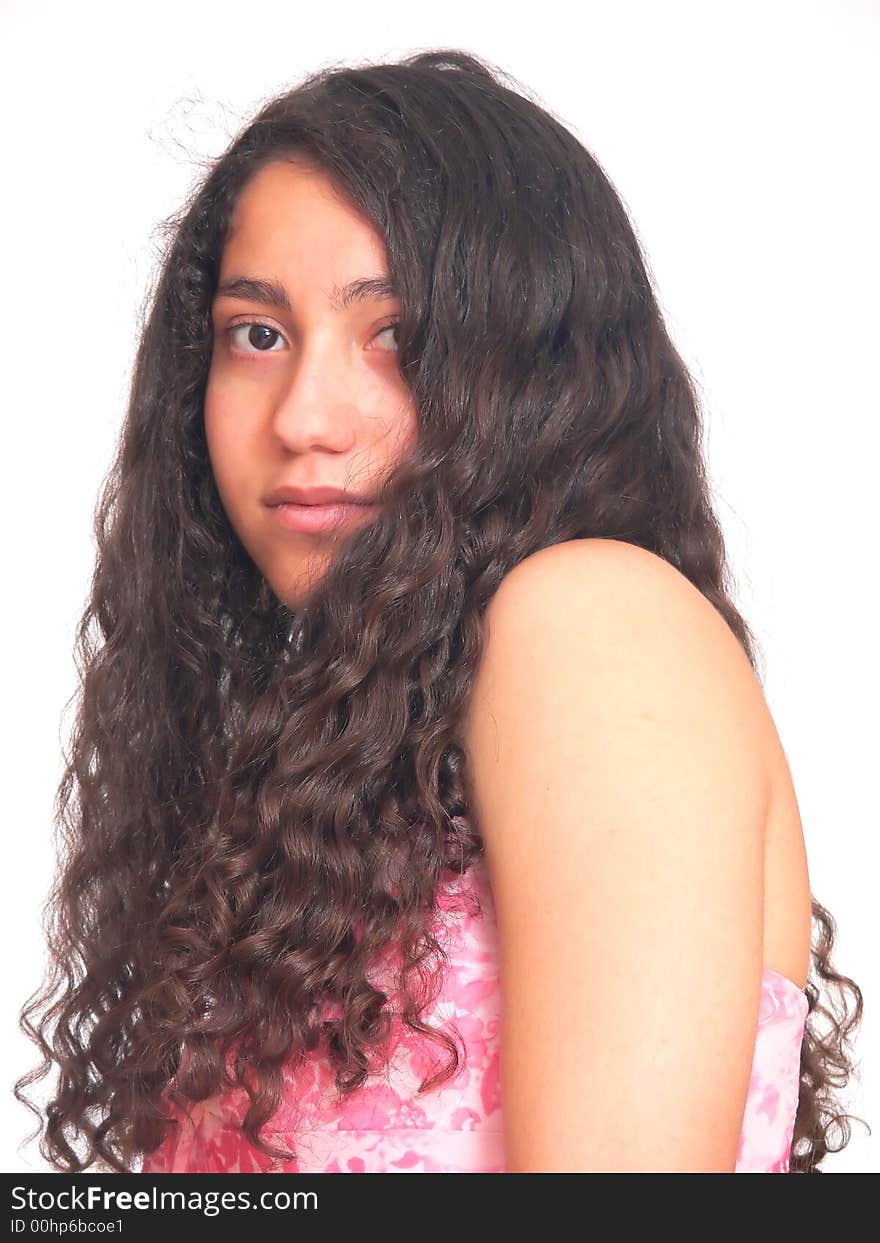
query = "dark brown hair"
xmin=17 ymin=48 xmax=866 ymax=1172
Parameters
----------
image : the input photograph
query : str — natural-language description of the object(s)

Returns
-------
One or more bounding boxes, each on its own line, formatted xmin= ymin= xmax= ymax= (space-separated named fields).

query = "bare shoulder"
xmin=465 ymin=536 xmax=777 ymax=791
xmin=460 ymin=537 xmax=779 ymax=1171
xmin=480 ymin=536 xmax=752 ymax=661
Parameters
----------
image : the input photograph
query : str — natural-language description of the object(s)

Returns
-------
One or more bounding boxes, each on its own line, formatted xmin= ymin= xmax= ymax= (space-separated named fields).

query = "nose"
xmin=268 ymin=336 xmax=359 ymax=454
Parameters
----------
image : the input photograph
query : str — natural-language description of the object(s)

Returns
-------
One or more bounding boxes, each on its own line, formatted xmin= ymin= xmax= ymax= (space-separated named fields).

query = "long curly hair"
xmin=17 ymin=48 xmax=866 ymax=1173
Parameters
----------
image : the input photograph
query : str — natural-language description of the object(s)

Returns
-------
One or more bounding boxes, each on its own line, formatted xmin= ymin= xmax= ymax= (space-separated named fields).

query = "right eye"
xmin=224 ymin=321 xmax=287 ymax=354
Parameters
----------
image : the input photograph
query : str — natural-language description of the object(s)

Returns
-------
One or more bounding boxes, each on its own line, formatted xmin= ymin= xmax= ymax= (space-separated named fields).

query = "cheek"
xmin=203 ymin=403 xmax=227 ymax=490
xmin=205 ymin=372 xmax=242 ymax=469
xmin=386 ymin=399 xmax=419 ymax=457
xmin=203 ymin=393 xmax=249 ymax=521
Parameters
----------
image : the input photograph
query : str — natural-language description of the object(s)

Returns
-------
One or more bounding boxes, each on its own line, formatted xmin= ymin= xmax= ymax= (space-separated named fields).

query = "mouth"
xmin=266 ymin=499 xmax=378 ymax=535
xmin=263 ymin=484 xmax=376 ymax=507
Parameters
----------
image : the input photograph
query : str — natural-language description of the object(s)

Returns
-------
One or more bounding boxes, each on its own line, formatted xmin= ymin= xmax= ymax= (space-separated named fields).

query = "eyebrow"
xmin=213 ymin=274 xmax=398 ymax=314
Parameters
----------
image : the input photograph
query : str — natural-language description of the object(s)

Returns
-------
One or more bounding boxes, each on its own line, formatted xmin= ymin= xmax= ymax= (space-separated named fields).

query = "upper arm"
xmin=461 ymin=538 xmax=775 ymax=1172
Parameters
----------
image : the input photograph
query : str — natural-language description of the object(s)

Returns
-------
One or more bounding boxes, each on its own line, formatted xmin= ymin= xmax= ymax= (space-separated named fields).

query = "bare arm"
xmin=461 ymin=538 xmax=776 ymax=1172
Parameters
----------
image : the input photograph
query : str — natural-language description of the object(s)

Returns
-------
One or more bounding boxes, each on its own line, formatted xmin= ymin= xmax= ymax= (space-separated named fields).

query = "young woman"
xmin=19 ymin=48 xmax=864 ymax=1174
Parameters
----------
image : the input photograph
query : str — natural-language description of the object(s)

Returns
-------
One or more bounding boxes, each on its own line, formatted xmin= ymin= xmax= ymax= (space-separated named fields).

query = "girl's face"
xmin=205 ymin=159 xmax=417 ymax=607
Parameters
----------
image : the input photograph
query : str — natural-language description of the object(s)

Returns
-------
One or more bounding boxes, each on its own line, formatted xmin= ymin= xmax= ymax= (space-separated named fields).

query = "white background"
xmin=1 ymin=0 xmax=876 ymax=1173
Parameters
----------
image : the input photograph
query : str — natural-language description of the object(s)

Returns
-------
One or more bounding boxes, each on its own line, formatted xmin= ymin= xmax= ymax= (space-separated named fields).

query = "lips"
xmin=264 ymin=484 xmax=374 ymax=508
xmin=267 ymin=499 xmax=378 ymax=535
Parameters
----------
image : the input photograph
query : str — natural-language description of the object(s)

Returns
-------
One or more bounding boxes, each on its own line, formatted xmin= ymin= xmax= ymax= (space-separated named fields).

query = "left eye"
xmin=373 ymin=322 xmax=400 ymax=352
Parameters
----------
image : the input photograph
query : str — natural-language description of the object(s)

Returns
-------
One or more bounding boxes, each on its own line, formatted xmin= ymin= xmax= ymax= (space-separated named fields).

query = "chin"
xmin=269 ymin=561 xmax=325 ymax=610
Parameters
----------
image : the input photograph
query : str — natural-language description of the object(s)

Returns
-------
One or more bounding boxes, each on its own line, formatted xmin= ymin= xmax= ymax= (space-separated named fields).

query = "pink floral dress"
xmin=142 ymin=855 xmax=808 ymax=1174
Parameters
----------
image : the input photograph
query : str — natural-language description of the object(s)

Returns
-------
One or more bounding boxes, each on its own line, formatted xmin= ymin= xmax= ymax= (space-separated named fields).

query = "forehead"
xmin=223 ymin=160 xmax=386 ymax=264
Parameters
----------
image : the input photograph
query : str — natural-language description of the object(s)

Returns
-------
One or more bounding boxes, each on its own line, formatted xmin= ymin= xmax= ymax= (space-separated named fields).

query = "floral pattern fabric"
xmin=143 ymin=856 xmax=807 ymax=1174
